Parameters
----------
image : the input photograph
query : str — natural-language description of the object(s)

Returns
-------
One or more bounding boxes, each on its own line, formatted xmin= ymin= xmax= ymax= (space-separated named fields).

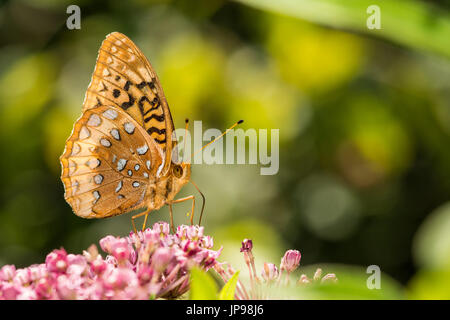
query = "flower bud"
xmin=45 ymin=249 xmax=68 ymax=273
xmin=103 ymin=268 xmax=137 ymax=291
xmin=35 ymin=278 xmax=52 ymax=299
xmin=313 ymin=268 xmax=322 ymax=281
xmin=99 ymin=235 xmax=117 ymax=253
xmin=298 ymin=274 xmax=311 ymax=285
xmin=13 ymin=268 xmax=31 ymax=286
xmin=261 ymin=262 xmax=279 ymax=283
xmin=16 ymin=286 xmax=37 ymax=300
xmin=153 ymin=222 xmax=170 ymax=235
xmin=186 ymin=225 xmax=204 ymax=240
xmin=56 ymin=275 xmax=77 ymax=299
xmin=151 ymin=247 xmax=173 ymax=273
xmin=112 ymin=241 xmax=131 ymax=263
xmin=91 ymin=257 xmax=107 ymax=275
xmin=240 ymin=239 xmax=253 ymax=252
xmin=176 ymin=225 xmax=188 ymax=239
xmin=321 ymin=273 xmax=338 ymax=284
xmin=28 ymin=264 xmax=48 ymax=282
xmin=0 ymin=265 xmax=16 ymax=281
xmin=137 ymin=264 xmax=153 ymax=284
xmin=83 ymin=244 xmax=100 ymax=262
xmin=280 ymin=250 xmax=301 ymax=273
xmin=2 ymin=282 xmax=19 ymax=299
xmin=201 ymin=236 xmax=214 ymax=249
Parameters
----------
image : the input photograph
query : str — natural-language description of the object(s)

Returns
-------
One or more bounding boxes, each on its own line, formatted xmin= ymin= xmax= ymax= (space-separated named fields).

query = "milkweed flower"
xmin=298 ymin=268 xmax=338 ymax=285
xmin=280 ymin=250 xmax=301 ymax=274
xmin=261 ymin=263 xmax=279 ymax=283
xmin=0 ymin=222 xmax=221 ymax=300
xmin=240 ymin=239 xmax=253 ymax=252
xmin=214 ymin=239 xmax=337 ymax=299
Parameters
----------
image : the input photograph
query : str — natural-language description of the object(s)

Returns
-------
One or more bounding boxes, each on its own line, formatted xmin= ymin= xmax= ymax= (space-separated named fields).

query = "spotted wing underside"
xmin=82 ymin=32 xmax=176 ymax=174
xmin=60 ymin=106 xmax=163 ymax=218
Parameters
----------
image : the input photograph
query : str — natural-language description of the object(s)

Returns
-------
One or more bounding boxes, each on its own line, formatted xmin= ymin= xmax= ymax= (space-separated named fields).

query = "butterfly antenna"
xmin=182 ymin=118 xmax=189 ymax=162
xmin=190 ymin=179 xmax=206 ymax=225
xmin=189 ymin=120 xmax=244 ymax=162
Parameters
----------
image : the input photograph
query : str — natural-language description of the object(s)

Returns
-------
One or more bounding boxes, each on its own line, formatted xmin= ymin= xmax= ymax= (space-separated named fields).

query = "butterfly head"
xmin=171 ymin=161 xmax=191 ymax=187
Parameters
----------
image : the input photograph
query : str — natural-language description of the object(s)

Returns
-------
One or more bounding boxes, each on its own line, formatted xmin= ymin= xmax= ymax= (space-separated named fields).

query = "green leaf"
xmin=189 ymin=267 xmax=218 ymax=300
xmin=218 ymin=271 xmax=240 ymax=300
xmin=234 ymin=0 xmax=450 ymax=58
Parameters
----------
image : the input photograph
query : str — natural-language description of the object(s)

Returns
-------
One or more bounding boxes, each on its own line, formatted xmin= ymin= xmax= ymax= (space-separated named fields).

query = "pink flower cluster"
xmin=0 ymin=222 xmax=221 ymax=300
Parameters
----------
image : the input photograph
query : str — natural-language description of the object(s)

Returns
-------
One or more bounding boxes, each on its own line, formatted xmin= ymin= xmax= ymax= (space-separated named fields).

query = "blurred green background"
xmin=0 ymin=0 xmax=449 ymax=299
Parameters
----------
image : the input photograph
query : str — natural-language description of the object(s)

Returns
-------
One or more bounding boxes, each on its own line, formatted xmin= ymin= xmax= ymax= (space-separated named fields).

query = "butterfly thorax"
xmin=151 ymin=162 xmax=191 ymax=210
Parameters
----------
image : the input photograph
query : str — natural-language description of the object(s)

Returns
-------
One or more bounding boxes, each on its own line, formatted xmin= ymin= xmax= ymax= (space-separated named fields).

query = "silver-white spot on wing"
xmin=87 ymin=114 xmax=102 ymax=127
xmin=137 ymin=144 xmax=148 ymax=155
xmin=124 ymin=122 xmax=135 ymax=134
xmin=71 ymin=180 xmax=80 ymax=193
xmin=117 ymin=159 xmax=127 ymax=171
xmin=132 ymin=181 xmax=140 ymax=188
xmin=115 ymin=181 xmax=123 ymax=193
xmin=71 ymin=143 xmax=81 ymax=156
xmin=86 ymin=158 xmax=101 ymax=169
xmin=102 ymin=68 xmax=111 ymax=77
xmin=79 ymin=126 xmax=91 ymax=140
xmin=110 ymin=128 xmax=120 ymax=141
xmin=94 ymin=174 xmax=103 ymax=185
xmin=100 ymin=138 xmax=112 ymax=148
xmin=93 ymin=190 xmax=100 ymax=204
xmin=103 ymin=109 xmax=118 ymax=120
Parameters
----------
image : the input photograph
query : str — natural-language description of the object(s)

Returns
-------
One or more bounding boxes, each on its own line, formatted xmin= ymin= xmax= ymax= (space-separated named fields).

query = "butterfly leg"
xmin=131 ymin=208 xmax=151 ymax=233
xmin=168 ymin=203 xmax=175 ymax=233
xmin=142 ymin=212 xmax=150 ymax=231
xmin=167 ymin=195 xmax=196 ymax=228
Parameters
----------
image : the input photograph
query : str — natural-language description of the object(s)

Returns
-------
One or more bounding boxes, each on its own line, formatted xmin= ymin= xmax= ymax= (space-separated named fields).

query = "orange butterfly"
xmin=60 ymin=32 xmax=240 ymax=232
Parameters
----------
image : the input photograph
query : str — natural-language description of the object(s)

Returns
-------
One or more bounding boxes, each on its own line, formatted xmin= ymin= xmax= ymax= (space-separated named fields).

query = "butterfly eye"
xmin=173 ymin=165 xmax=183 ymax=178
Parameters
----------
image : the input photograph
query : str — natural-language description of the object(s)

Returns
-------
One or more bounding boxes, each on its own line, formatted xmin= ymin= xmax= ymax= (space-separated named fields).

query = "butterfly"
xmin=60 ymin=32 xmax=204 ymax=233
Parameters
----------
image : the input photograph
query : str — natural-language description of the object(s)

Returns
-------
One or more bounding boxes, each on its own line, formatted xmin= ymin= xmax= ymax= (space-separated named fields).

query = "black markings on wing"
xmin=137 ymin=81 xmax=156 ymax=90
xmin=144 ymin=113 xmax=165 ymax=123
xmin=91 ymin=55 xmax=166 ymax=140
xmin=153 ymin=137 xmax=166 ymax=144
xmin=147 ymin=127 xmax=166 ymax=135
xmin=137 ymin=81 xmax=147 ymax=90
xmin=82 ymin=31 xmax=174 ymax=174
xmin=107 ymin=33 xmax=173 ymax=149
xmin=112 ymin=89 xmax=120 ymax=98
xmin=120 ymin=93 xmax=135 ymax=110
xmin=124 ymin=80 xmax=132 ymax=91
xmin=138 ymin=96 xmax=150 ymax=112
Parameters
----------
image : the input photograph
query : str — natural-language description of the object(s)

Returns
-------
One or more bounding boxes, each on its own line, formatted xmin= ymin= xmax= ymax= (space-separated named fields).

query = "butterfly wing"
xmin=82 ymin=32 xmax=175 ymax=175
xmin=60 ymin=106 xmax=163 ymax=218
